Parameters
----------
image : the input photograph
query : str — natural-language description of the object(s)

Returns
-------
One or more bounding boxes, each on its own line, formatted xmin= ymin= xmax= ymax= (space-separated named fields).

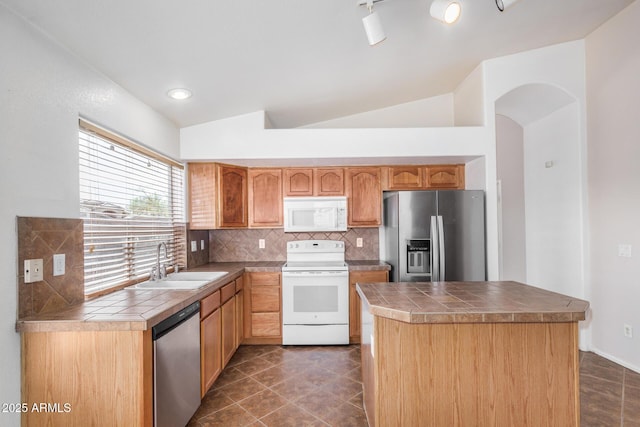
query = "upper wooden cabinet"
xmin=425 ymin=164 xmax=465 ymax=189
xmin=346 ymin=167 xmax=382 ymax=227
xmin=283 ymin=167 xmax=345 ymax=196
xmin=314 ymin=168 xmax=344 ymax=196
xmin=248 ymin=168 xmax=283 ymax=227
xmin=283 ymin=168 xmax=314 ymax=196
xmin=386 ymin=166 xmax=424 ymax=190
xmin=216 ymin=164 xmax=248 ymax=228
xmin=188 ymin=163 xmax=217 ymax=229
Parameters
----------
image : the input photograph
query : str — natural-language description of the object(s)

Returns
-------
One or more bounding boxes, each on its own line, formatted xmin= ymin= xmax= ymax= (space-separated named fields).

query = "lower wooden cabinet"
xmin=349 ymin=270 xmax=389 ymax=344
xmin=200 ymin=290 xmax=222 ymax=397
xmin=200 ymin=306 xmax=222 ymax=397
xmin=243 ymin=272 xmax=282 ymax=344
xmin=221 ymin=296 xmax=235 ymax=368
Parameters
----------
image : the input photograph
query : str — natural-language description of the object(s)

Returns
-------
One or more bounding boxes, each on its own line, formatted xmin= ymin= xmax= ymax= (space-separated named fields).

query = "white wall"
xmin=301 ymin=94 xmax=454 ymax=128
xmin=523 ymin=104 xmax=583 ymax=298
xmin=453 ymin=63 xmax=485 ymax=126
xmin=496 ymin=115 xmax=526 ymax=282
xmin=585 ymin=0 xmax=640 ymax=372
xmin=0 ymin=6 xmax=180 ymax=426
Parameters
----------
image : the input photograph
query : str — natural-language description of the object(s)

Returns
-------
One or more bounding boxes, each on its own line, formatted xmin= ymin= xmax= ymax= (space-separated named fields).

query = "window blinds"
xmin=79 ymin=120 xmax=185 ymax=295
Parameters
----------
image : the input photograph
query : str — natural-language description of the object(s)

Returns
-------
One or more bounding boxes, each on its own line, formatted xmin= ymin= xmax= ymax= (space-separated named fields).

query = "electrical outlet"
xmin=53 ymin=253 xmax=65 ymax=276
xmin=190 ymin=241 xmax=197 ymax=252
xmin=259 ymin=239 xmax=266 ymax=249
xmin=24 ymin=259 xmax=44 ymax=283
xmin=618 ymin=244 xmax=632 ymax=258
xmin=356 ymin=238 xmax=363 ymax=248
xmin=200 ymin=240 xmax=205 ymax=250
xmin=624 ymin=324 xmax=633 ymax=338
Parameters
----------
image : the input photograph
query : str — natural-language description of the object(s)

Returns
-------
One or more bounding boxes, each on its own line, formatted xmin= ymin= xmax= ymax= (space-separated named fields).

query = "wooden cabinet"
xmin=284 ymin=167 xmax=345 ymax=196
xmin=216 ymin=164 xmax=248 ymax=228
xmin=188 ymin=162 xmax=217 ymax=229
xmin=386 ymin=166 xmax=424 ymax=190
xmin=314 ymin=168 xmax=344 ymax=196
xmin=349 ymin=270 xmax=388 ymax=344
xmin=243 ymin=272 xmax=282 ymax=344
xmin=346 ymin=167 xmax=382 ymax=227
xmin=284 ymin=168 xmax=314 ymax=196
xmin=235 ymin=289 xmax=244 ymax=350
xmin=200 ymin=290 xmax=222 ymax=397
xmin=425 ymin=164 xmax=465 ymax=189
xmin=248 ymin=168 xmax=283 ymax=227
xmin=220 ymin=281 xmax=236 ymax=368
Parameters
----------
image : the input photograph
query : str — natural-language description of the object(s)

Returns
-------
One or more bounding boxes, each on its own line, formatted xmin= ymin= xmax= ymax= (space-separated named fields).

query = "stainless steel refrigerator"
xmin=380 ymin=190 xmax=486 ymax=282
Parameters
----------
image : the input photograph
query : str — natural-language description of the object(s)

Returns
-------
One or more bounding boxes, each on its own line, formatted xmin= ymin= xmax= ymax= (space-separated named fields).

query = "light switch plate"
xmin=191 ymin=241 xmax=197 ymax=252
xmin=259 ymin=239 xmax=265 ymax=249
xmin=24 ymin=259 xmax=44 ymax=283
xmin=53 ymin=253 xmax=65 ymax=276
xmin=200 ymin=240 xmax=205 ymax=250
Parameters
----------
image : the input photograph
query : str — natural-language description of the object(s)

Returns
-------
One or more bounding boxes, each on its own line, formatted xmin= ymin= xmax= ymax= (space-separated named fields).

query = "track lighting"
xmin=495 ymin=0 xmax=521 ymax=12
xmin=430 ymin=0 xmax=461 ymax=24
xmin=359 ymin=0 xmax=387 ymax=46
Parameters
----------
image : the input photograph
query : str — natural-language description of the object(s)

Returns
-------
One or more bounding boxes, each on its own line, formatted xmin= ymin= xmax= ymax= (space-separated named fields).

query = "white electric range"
xmin=281 ymin=240 xmax=349 ymax=345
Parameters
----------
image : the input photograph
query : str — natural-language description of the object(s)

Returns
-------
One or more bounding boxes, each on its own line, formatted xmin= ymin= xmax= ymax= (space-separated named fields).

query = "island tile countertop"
xmin=16 ymin=262 xmax=283 ymax=333
xmin=356 ymin=281 xmax=589 ymax=324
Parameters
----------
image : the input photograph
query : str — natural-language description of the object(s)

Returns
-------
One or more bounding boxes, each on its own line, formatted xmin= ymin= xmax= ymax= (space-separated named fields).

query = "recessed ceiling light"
xmin=167 ymin=88 xmax=192 ymax=100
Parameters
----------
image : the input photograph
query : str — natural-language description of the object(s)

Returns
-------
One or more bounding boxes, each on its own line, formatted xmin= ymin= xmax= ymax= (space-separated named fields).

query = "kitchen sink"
xmin=128 ymin=271 xmax=228 ymax=290
xmin=166 ymin=271 xmax=228 ymax=281
xmin=129 ymin=279 xmax=212 ymax=290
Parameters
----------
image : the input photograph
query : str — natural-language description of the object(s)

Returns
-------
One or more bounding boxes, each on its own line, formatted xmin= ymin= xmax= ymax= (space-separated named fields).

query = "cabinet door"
xmin=387 ymin=166 xmax=424 ymax=190
xmin=251 ymin=312 xmax=281 ymax=337
xmin=221 ymin=297 xmax=235 ymax=368
xmin=346 ymin=167 xmax=382 ymax=227
xmin=200 ymin=307 xmax=221 ymax=397
xmin=217 ymin=164 xmax=248 ymax=228
xmin=248 ymin=168 xmax=283 ymax=227
xmin=283 ymin=168 xmax=313 ymax=196
xmin=349 ymin=270 xmax=388 ymax=343
xmin=188 ymin=163 xmax=217 ymax=229
xmin=314 ymin=168 xmax=344 ymax=196
xmin=425 ymin=164 xmax=465 ymax=189
xmin=235 ymin=289 xmax=243 ymax=350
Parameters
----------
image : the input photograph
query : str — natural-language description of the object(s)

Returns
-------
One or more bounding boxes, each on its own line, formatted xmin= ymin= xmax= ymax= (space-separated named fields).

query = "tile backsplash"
xmin=208 ymin=228 xmax=379 ymax=263
xmin=17 ymin=217 xmax=84 ymax=318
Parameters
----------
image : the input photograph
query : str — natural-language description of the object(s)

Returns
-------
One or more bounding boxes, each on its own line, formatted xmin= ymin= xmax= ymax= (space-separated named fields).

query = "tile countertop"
xmin=15 ymin=262 xmax=283 ymax=333
xmin=356 ymin=281 xmax=589 ymax=324
xmin=16 ymin=260 xmax=390 ymax=333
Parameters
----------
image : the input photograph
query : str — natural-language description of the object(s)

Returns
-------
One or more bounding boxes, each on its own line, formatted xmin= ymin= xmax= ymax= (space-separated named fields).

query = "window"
xmin=79 ymin=119 xmax=185 ymax=295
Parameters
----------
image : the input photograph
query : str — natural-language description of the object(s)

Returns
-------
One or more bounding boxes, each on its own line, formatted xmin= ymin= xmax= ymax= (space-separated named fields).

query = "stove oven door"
xmin=282 ymin=270 xmax=349 ymax=326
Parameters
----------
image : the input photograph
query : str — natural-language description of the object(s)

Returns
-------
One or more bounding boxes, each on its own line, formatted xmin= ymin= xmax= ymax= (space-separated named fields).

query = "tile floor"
xmin=188 ymin=345 xmax=640 ymax=426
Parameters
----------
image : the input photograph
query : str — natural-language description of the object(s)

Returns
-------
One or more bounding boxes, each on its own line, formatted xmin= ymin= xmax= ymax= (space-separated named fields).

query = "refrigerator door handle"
xmin=430 ymin=216 xmax=439 ymax=281
xmin=437 ymin=215 xmax=445 ymax=281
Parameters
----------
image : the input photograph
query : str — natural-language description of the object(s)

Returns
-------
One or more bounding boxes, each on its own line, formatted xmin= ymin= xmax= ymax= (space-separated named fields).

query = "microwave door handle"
xmin=430 ymin=216 xmax=439 ymax=282
xmin=437 ymin=215 xmax=445 ymax=281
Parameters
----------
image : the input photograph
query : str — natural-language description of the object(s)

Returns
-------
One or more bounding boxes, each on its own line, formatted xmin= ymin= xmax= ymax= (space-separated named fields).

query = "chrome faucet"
xmin=151 ymin=242 xmax=168 ymax=281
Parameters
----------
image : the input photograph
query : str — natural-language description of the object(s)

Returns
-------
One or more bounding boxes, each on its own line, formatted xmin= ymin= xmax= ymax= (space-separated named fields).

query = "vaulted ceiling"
xmin=1 ymin=0 xmax=634 ymax=128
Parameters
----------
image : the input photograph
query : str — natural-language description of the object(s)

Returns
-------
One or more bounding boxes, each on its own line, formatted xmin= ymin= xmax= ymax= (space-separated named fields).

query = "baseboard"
xmin=589 ymin=347 xmax=640 ymax=374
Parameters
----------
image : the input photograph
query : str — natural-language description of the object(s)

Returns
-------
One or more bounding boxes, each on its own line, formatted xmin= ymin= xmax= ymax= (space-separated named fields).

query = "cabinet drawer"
xmin=200 ymin=290 xmax=221 ymax=319
xmin=221 ymin=281 xmax=236 ymax=304
xmin=251 ymin=312 xmax=280 ymax=337
xmin=251 ymin=286 xmax=280 ymax=312
xmin=250 ymin=272 xmax=281 ymax=287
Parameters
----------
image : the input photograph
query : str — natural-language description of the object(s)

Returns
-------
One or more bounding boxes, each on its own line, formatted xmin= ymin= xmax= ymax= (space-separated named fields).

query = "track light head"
xmin=430 ymin=0 xmax=461 ymax=24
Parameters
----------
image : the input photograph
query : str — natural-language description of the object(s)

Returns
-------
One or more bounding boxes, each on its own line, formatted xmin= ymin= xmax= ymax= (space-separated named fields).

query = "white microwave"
xmin=283 ymin=197 xmax=348 ymax=232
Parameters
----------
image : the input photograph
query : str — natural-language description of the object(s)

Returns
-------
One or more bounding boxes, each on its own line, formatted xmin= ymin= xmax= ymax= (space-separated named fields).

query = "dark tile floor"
xmin=188 ymin=345 xmax=640 ymax=426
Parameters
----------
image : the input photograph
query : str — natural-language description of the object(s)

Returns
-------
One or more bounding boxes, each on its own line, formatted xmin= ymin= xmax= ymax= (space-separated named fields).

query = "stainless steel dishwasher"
xmin=152 ymin=301 xmax=201 ymax=427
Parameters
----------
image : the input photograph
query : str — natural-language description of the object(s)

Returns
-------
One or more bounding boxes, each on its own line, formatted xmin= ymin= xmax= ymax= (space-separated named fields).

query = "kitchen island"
xmin=356 ymin=281 xmax=589 ymax=427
